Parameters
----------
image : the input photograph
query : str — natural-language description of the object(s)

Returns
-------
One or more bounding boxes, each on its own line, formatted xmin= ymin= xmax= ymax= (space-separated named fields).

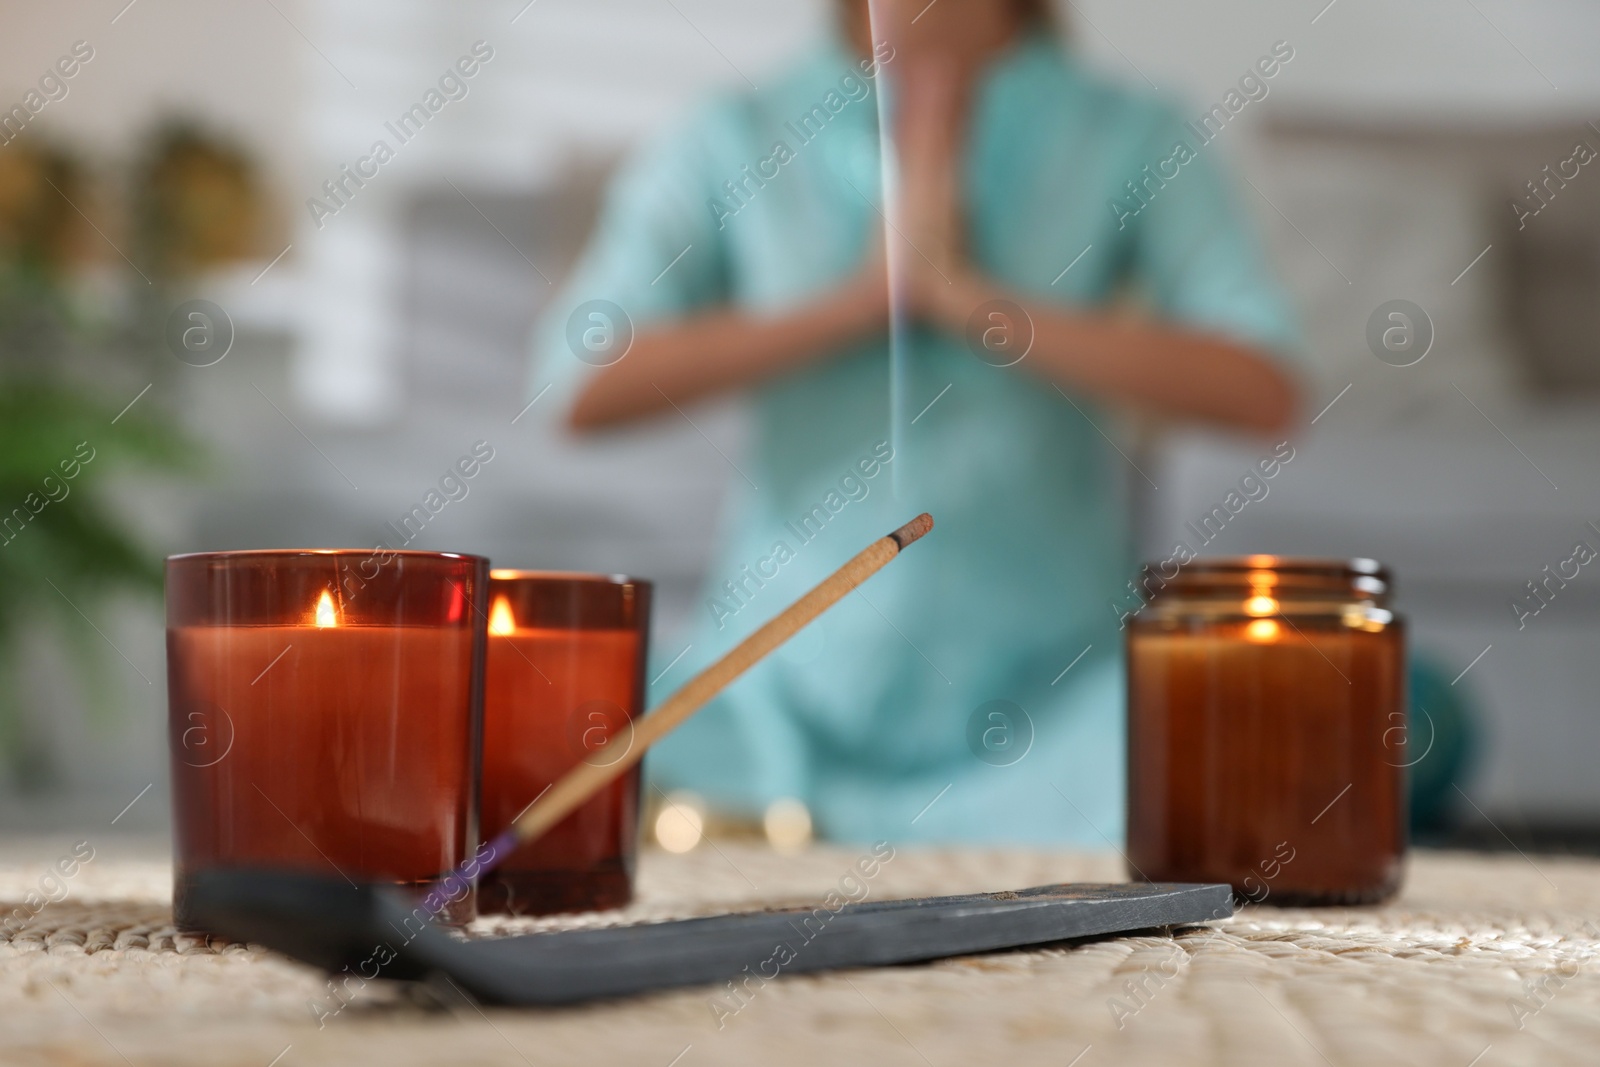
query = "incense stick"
xmin=471 ymin=512 xmax=934 ymax=877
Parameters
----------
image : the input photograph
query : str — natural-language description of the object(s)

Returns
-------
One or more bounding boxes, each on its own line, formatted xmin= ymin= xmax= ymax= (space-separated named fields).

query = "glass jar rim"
xmin=489 ymin=569 xmax=650 ymax=590
xmin=487 ymin=570 xmax=651 ymax=631
xmin=165 ymin=549 xmax=488 ymax=627
xmin=167 ymin=548 xmax=488 ymax=564
xmin=1134 ymin=555 xmax=1393 ymax=608
xmin=1149 ymin=555 xmax=1388 ymax=580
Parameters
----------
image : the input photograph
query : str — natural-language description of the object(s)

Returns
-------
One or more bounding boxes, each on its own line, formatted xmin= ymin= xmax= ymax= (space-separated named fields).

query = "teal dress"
xmin=533 ymin=34 xmax=1297 ymax=845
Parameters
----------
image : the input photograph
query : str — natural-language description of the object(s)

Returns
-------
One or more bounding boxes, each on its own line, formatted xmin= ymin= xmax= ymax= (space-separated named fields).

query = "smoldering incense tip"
xmin=889 ymin=513 xmax=933 ymax=550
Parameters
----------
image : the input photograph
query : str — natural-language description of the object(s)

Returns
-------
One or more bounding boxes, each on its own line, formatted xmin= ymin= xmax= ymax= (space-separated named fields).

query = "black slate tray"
xmin=190 ymin=871 xmax=1233 ymax=1006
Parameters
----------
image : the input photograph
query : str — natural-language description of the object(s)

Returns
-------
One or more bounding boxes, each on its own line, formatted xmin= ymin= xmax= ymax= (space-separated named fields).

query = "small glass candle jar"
xmin=1126 ymin=557 xmax=1406 ymax=905
xmin=479 ymin=571 xmax=651 ymax=915
xmin=166 ymin=549 xmax=489 ymax=929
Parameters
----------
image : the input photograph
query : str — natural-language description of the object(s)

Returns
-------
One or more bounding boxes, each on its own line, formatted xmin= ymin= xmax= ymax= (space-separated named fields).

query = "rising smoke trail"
xmin=867 ymin=0 xmax=907 ymax=497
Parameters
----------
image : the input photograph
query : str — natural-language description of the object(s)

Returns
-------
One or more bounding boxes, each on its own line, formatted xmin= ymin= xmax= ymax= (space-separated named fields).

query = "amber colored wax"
xmin=480 ymin=626 xmax=641 ymax=914
xmin=1126 ymin=620 xmax=1406 ymax=904
xmin=168 ymin=625 xmax=479 ymax=926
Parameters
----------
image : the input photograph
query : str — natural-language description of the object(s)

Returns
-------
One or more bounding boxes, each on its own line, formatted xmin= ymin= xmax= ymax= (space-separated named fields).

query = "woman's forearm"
xmin=568 ymin=277 xmax=886 ymax=430
xmin=933 ymin=274 xmax=1300 ymax=436
xmin=571 ymin=263 xmax=1298 ymax=435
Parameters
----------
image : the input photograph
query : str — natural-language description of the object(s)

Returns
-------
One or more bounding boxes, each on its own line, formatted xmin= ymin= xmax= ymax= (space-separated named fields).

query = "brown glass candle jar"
xmin=478 ymin=571 xmax=651 ymax=915
xmin=166 ymin=549 xmax=489 ymax=930
xmin=1126 ymin=557 xmax=1406 ymax=905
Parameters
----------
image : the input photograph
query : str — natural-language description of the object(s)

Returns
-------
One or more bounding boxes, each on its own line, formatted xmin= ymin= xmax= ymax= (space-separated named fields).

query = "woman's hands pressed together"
xmin=872 ymin=59 xmax=1298 ymax=436
xmin=887 ymin=64 xmax=996 ymax=335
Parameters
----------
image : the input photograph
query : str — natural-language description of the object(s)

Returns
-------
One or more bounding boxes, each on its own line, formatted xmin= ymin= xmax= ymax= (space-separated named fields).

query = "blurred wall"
xmin=0 ymin=0 xmax=305 ymax=200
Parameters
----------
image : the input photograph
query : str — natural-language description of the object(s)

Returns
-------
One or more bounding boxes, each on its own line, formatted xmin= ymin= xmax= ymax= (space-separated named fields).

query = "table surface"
xmin=3 ymin=837 xmax=1599 ymax=1066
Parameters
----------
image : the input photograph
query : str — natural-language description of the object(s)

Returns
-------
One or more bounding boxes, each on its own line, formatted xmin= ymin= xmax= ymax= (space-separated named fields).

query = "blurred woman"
xmin=535 ymin=0 xmax=1299 ymax=843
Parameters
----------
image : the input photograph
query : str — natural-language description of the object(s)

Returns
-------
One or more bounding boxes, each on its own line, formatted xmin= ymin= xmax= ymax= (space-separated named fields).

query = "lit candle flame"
xmin=488 ymin=595 xmax=516 ymax=636
xmin=314 ymin=590 xmax=338 ymax=628
xmin=1245 ymin=618 xmax=1280 ymax=643
xmin=1244 ymin=595 xmax=1279 ymax=617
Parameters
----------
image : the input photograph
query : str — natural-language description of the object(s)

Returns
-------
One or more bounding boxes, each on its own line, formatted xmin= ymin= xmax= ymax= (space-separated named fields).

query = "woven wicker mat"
xmin=3 ymin=839 xmax=1598 ymax=1066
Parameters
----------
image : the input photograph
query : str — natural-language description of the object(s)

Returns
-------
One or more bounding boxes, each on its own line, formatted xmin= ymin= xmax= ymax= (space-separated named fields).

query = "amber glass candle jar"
xmin=166 ymin=549 xmax=489 ymax=929
xmin=1126 ymin=557 xmax=1406 ymax=905
xmin=478 ymin=571 xmax=651 ymax=915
